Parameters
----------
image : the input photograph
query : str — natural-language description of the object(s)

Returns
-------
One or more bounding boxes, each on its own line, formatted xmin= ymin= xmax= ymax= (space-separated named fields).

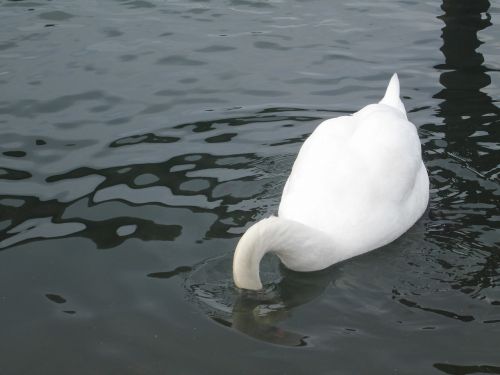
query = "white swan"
xmin=233 ymin=74 xmax=429 ymax=290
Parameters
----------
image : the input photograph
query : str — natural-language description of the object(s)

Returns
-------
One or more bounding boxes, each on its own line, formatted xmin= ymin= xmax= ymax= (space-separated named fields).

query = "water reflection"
xmin=0 ymin=149 xmax=254 ymax=249
xmin=0 ymin=108 xmax=322 ymax=250
xmin=184 ymin=256 xmax=333 ymax=346
xmin=434 ymin=0 xmax=498 ymax=178
xmin=422 ymin=0 xmax=500 ymax=308
xmin=434 ymin=363 xmax=500 ymax=375
xmin=230 ymin=266 xmax=335 ymax=346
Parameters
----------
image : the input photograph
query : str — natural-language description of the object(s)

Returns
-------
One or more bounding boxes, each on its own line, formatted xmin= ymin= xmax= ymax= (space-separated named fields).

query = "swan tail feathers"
xmin=379 ymin=73 xmax=407 ymax=116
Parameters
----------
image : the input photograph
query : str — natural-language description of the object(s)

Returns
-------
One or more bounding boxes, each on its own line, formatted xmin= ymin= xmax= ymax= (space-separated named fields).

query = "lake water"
xmin=1 ymin=0 xmax=499 ymax=374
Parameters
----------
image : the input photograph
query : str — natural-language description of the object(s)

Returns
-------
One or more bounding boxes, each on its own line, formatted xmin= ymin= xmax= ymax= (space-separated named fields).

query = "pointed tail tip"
xmin=388 ymin=73 xmax=400 ymax=92
xmin=380 ymin=73 xmax=400 ymax=103
xmin=380 ymin=72 xmax=406 ymax=115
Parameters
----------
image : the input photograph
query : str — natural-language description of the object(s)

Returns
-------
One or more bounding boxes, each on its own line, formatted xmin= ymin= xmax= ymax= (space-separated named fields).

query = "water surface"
xmin=0 ymin=0 xmax=499 ymax=374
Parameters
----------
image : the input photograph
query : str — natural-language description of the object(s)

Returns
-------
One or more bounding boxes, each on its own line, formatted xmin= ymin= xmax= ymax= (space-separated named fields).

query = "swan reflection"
xmin=184 ymin=257 xmax=333 ymax=346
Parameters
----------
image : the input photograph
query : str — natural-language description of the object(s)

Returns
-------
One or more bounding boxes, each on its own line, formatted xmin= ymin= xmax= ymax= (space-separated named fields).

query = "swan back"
xmin=278 ymin=73 xmax=428 ymax=257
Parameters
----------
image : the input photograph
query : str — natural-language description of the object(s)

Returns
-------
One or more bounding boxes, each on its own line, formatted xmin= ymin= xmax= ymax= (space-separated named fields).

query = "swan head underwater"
xmin=233 ymin=74 xmax=429 ymax=291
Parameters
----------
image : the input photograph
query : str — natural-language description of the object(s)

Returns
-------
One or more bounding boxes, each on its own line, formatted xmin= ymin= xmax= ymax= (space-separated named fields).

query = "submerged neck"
xmin=232 ymin=216 xmax=339 ymax=290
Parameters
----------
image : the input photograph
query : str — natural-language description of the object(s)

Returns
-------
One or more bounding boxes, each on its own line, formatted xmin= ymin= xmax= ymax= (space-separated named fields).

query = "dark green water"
xmin=0 ymin=0 xmax=499 ymax=374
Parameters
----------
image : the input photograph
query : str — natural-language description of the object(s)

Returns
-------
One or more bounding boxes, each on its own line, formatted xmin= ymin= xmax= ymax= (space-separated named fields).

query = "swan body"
xmin=233 ymin=74 xmax=429 ymax=290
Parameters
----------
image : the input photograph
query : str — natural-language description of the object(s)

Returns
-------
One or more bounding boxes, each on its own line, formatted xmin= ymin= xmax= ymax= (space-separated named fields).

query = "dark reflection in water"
xmin=184 ymin=256 xmax=334 ymax=347
xmin=0 ymin=109 xmax=320 ymax=250
xmin=420 ymin=0 xmax=500 ymax=312
xmin=434 ymin=363 xmax=500 ymax=375
xmin=434 ymin=0 xmax=498 ymax=177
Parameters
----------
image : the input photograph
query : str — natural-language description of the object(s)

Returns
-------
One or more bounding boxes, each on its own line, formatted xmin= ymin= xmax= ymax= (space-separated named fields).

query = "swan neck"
xmin=232 ymin=217 xmax=277 ymax=290
xmin=232 ymin=216 xmax=338 ymax=291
